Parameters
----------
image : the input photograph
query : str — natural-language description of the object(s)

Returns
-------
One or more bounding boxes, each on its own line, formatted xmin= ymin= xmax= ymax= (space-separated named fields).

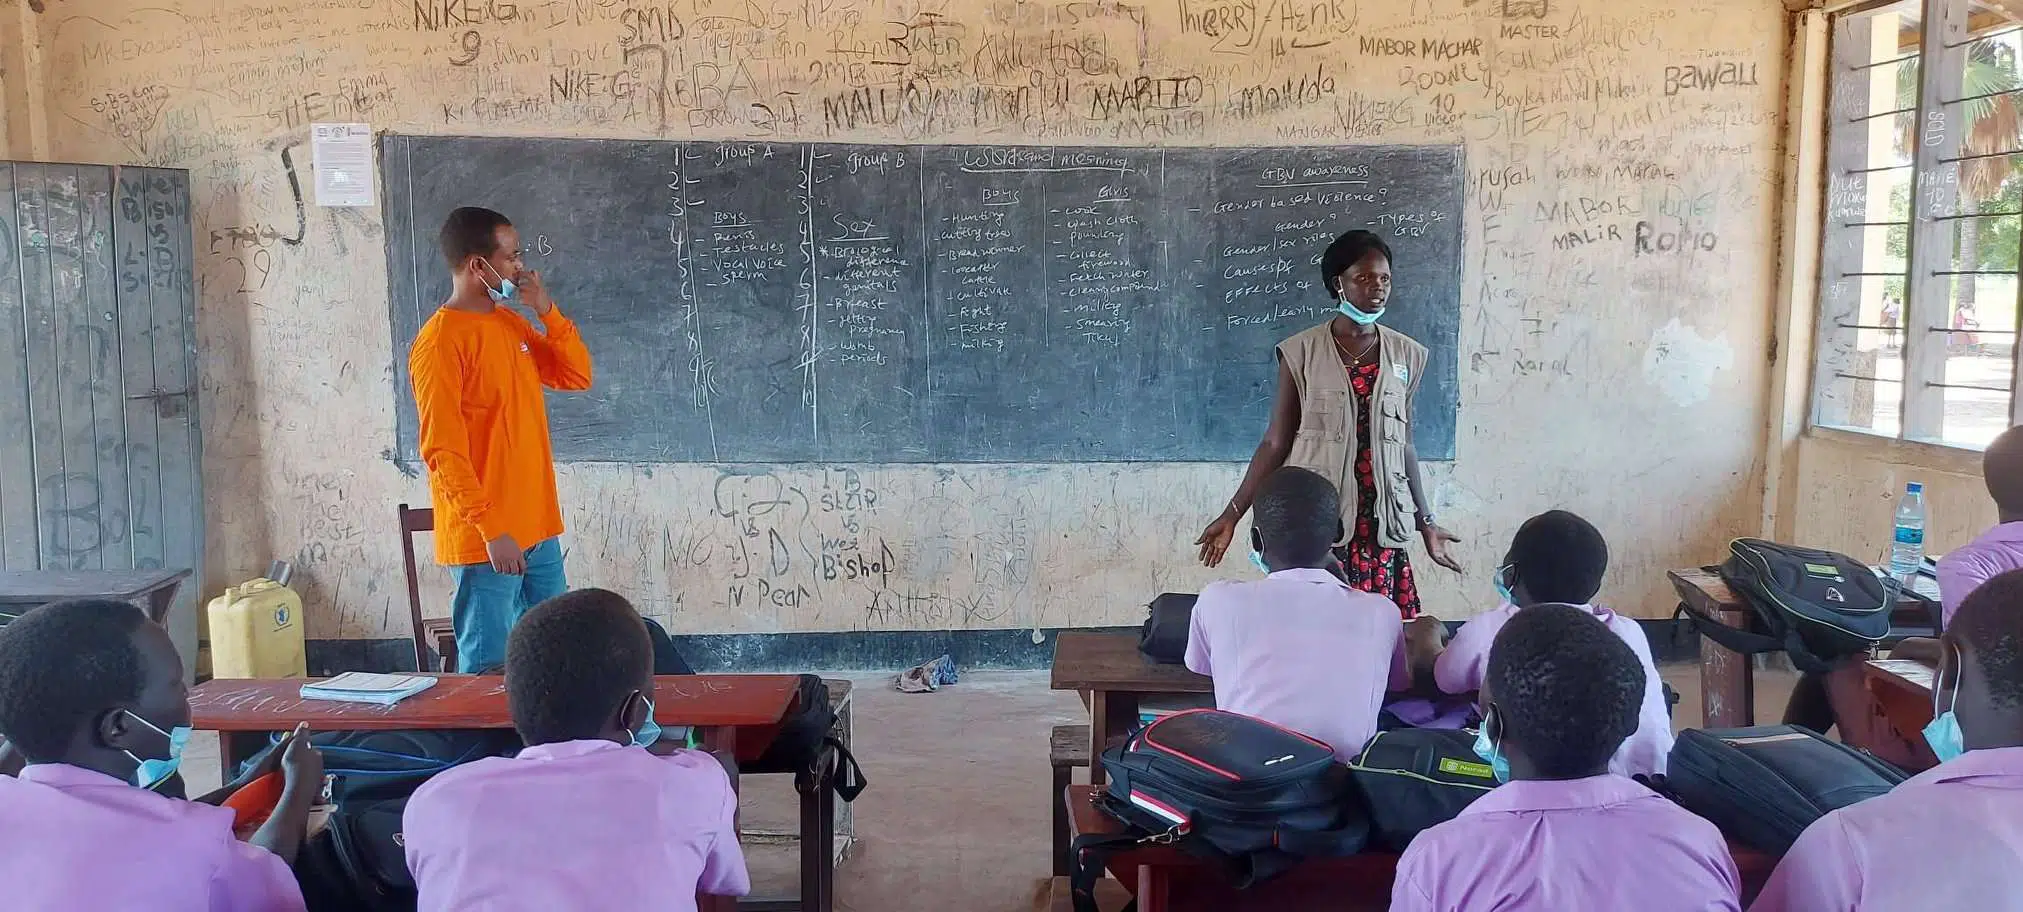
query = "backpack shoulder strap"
xmin=1673 ymin=601 xmax=1783 ymax=657
xmin=1069 ymin=831 xmax=1145 ymax=912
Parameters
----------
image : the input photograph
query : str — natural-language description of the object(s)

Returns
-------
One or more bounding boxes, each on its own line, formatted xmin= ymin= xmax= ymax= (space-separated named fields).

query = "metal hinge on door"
xmin=127 ymin=386 xmax=191 ymax=419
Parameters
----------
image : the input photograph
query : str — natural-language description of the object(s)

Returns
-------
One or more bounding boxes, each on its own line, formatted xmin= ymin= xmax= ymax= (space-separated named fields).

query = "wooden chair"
xmin=398 ymin=504 xmax=458 ymax=672
xmin=1050 ymin=723 xmax=1092 ymax=876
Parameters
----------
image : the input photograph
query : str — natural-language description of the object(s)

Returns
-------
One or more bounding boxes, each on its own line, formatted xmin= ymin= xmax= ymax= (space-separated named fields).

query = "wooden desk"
xmin=0 ymin=568 xmax=192 ymax=624
xmin=1064 ymin=785 xmax=1777 ymax=911
xmin=1050 ymin=631 xmax=1210 ymax=787
xmin=1863 ymin=658 xmax=1939 ymax=773
xmin=193 ymin=674 xmax=806 ymax=912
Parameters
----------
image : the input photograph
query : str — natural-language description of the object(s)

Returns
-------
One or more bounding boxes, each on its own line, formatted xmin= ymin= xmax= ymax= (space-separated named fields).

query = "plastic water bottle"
xmin=1888 ymin=482 xmax=1927 ymax=583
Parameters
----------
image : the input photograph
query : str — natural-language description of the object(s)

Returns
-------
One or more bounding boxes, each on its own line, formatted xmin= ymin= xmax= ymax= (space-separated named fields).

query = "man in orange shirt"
xmin=409 ymin=207 xmax=593 ymax=672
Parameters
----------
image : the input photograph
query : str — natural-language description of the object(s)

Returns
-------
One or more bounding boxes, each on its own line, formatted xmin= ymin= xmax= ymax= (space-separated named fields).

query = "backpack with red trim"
xmin=1068 ymin=709 xmax=1367 ymax=912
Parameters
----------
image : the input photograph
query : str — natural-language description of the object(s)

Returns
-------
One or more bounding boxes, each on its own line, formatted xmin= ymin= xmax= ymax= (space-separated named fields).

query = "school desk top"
xmin=1050 ymin=631 xmax=1210 ymax=693
xmin=0 ymin=569 xmax=192 ymax=620
xmin=190 ymin=674 xmax=800 ymax=731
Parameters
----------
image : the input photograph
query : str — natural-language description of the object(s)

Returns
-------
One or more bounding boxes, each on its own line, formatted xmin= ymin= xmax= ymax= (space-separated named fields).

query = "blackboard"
xmin=382 ymin=137 xmax=1462 ymax=464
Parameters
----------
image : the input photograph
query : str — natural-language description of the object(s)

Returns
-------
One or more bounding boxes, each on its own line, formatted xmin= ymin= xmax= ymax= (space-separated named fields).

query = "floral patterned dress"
xmin=1333 ymin=358 xmax=1422 ymax=619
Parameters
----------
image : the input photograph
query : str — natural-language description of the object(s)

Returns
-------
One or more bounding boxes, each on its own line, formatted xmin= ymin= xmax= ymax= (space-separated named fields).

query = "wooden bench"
xmin=1051 ymin=723 xmax=1092 ymax=876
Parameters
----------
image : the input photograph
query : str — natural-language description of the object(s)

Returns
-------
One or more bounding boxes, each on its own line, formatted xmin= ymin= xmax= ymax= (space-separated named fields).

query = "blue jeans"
xmin=450 ymin=537 xmax=567 ymax=673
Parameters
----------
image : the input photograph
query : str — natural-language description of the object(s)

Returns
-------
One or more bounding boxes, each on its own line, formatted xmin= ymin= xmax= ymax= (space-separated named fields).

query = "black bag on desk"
xmin=744 ymin=674 xmax=867 ymax=802
xmin=1682 ymin=539 xmax=1892 ymax=674
xmin=1068 ymin=709 xmax=1366 ymax=912
xmin=1664 ymin=725 xmax=1907 ymax=855
xmin=1138 ymin=593 xmax=1198 ymax=664
xmin=1347 ymin=728 xmax=1500 ymax=851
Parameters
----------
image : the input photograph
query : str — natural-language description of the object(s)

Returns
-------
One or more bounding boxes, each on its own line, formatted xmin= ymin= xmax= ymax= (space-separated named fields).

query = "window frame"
xmin=1810 ymin=0 xmax=2023 ymax=450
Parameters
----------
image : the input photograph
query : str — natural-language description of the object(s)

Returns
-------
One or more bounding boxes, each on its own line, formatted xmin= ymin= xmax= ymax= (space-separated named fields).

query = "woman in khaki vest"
xmin=1196 ymin=230 xmax=1462 ymax=618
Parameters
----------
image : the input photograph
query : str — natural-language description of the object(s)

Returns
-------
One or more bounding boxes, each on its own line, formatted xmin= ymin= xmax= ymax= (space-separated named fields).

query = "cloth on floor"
xmin=896 ymin=654 xmax=959 ymax=693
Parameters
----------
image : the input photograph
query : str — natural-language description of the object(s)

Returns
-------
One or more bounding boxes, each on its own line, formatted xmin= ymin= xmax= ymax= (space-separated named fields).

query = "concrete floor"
xmin=181 ymin=663 xmax=1803 ymax=912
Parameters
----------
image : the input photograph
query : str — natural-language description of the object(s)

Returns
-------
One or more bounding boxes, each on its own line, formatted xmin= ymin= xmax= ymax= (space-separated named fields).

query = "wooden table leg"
xmin=1696 ymin=602 xmax=1755 ymax=728
xmin=1137 ymin=863 xmax=1168 ymax=912
xmin=218 ymin=730 xmax=270 ymax=784
xmin=797 ymin=750 xmax=836 ymax=912
xmin=1088 ymin=690 xmax=1141 ymax=788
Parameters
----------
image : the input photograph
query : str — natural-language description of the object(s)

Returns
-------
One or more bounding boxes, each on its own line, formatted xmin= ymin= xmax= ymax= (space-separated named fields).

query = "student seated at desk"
xmin=403 ymin=588 xmax=748 ymax=912
xmin=1186 ymin=466 xmax=1411 ymax=761
xmin=1752 ymin=569 xmax=2023 ymax=911
xmin=1394 ymin=605 xmax=1741 ymax=912
xmin=1433 ymin=510 xmax=1673 ymax=776
xmin=1939 ymin=427 xmax=2023 ymax=625
xmin=0 ymin=600 xmax=320 ymax=912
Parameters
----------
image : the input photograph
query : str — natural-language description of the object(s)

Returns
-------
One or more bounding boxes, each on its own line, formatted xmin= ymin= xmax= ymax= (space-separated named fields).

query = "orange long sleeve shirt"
xmin=409 ymin=304 xmax=593 ymax=566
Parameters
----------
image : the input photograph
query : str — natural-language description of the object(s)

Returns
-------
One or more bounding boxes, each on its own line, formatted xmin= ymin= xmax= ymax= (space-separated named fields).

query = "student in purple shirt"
xmin=0 ymin=599 xmax=320 ymax=911
xmin=1754 ymin=569 xmax=2023 ymax=911
xmin=403 ymin=588 xmax=749 ymax=911
xmin=1939 ymin=427 xmax=2023 ymax=625
xmin=1394 ymin=605 xmax=1741 ymax=912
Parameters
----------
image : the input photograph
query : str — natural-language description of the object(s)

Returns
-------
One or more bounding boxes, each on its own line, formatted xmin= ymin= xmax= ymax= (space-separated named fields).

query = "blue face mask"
xmin=1472 ymin=713 xmax=1511 ymax=784
xmin=1338 ymin=294 xmax=1385 ymax=326
xmin=1924 ymin=647 xmax=1966 ymax=764
xmin=1493 ymin=565 xmax=1515 ymax=604
xmin=630 ymin=694 xmax=662 ymax=748
xmin=121 ymin=710 xmax=191 ymax=790
xmin=477 ymin=258 xmax=518 ymax=303
xmin=1250 ymin=549 xmax=1270 ymax=575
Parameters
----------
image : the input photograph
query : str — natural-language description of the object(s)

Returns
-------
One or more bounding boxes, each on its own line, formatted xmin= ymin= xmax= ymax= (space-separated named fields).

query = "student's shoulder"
xmin=1194 ymin=579 xmax=1258 ymax=613
xmin=654 ymin=750 xmax=737 ymax=813
xmin=408 ymin=753 xmax=516 ymax=805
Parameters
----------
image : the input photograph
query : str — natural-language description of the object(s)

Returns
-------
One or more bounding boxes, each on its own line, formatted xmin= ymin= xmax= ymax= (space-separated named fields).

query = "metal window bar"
xmin=1947 ymin=83 xmax=2023 ymax=106
xmin=1844 ymin=162 xmax=1916 ymax=173
xmin=1835 ymin=323 xmax=1905 ymax=330
xmin=1939 ymin=147 xmax=2023 ymax=165
xmin=1929 ymin=327 xmax=2018 ymax=335
xmin=1840 ymin=271 xmax=1913 ymax=277
xmin=1835 ymin=372 xmax=1903 ymax=384
xmin=1849 ymin=50 xmax=1920 ymax=71
xmin=1932 ymin=268 xmax=2022 ymax=275
xmin=1946 ymin=24 xmax=2023 ymax=48
xmin=1841 ymin=219 xmax=1911 ymax=227
xmin=1933 ymin=210 xmax=2023 ymax=221
xmin=1846 ymin=104 xmax=1920 ymax=123
xmin=1926 ymin=382 xmax=2013 ymax=393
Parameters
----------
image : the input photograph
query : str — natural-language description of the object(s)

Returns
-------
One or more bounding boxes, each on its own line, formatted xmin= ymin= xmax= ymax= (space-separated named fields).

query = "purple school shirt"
xmin=0 ymin=763 xmax=304 ymax=912
xmin=1751 ymin=746 xmax=2023 ymax=911
xmin=403 ymin=739 xmax=749 ymax=911
xmin=1936 ymin=522 xmax=2023 ymax=625
xmin=1433 ymin=601 xmax=1676 ymax=776
xmin=1184 ymin=567 xmax=1410 ymax=761
xmin=1393 ymin=775 xmax=1741 ymax=912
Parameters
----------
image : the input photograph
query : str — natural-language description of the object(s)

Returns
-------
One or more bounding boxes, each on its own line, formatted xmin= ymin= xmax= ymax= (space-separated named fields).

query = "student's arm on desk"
xmin=695 ymin=752 xmax=752 ymax=897
xmin=1433 ymin=614 xmax=1498 ymax=697
xmin=1387 ymin=846 xmax=1439 ymax=912
xmin=1749 ymin=813 xmax=1863 ymax=912
xmin=1889 ymin=637 xmax=1942 ymax=666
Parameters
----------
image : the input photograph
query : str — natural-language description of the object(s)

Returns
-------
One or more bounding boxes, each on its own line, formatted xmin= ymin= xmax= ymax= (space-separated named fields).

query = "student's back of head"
xmin=505 ymin=588 xmax=655 ymax=746
xmin=1500 ymin=510 xmax=1608 ymax=607
xmin=1252 ymin=466 xmax=1342 ymax=571
xmin=0 ymin=599 xmax=177 ymax=769
xmin=1985 ymin=427 xmax=2023 ymax=520
xmin=1938 ymin=569 xmax=2023 ymax=753
xmin=1485 ymin=603 xmax=1643 ymax=779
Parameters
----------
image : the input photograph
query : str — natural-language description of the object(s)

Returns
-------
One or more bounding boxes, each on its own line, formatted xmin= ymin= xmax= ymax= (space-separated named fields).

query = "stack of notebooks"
xmin=299 ymin=672 xmax=439 ymax=706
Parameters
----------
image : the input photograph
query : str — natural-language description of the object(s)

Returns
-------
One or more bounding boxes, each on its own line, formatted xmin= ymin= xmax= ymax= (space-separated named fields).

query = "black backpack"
xmin=288 ymin=728 xmax=524 ymax=912
xmin=745 ymin=674 xmax=866 ymax=802
xmin=1138 ymin=593 xmax=1197 ymax=664
xmin=1681 ymin=539 xmax=1891 ymax=673
xmin=1346 ymin=728 xmax=1499 ymax=851
xmin=1068 ymin=709 xmax=1366 ymax=912
xmin=1662 ymin=725 xmax=1907 ymax=855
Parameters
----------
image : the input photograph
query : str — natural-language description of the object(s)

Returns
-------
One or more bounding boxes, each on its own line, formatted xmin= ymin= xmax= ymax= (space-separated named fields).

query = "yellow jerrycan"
xmin=207 ymin=578 xmax=306 ymax=678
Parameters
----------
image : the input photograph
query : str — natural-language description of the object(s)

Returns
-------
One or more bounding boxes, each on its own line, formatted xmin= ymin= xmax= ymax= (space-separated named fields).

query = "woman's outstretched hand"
xmin=1423 ymin=525 xmax=1464 ymax=574
xmin=1196 ymin=512 xmax=1238 ymax=567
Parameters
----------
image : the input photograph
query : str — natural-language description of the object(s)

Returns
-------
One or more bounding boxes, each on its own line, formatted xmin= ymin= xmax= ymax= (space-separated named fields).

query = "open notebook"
xmin=299 ymin=672 xmax=439 ymax=706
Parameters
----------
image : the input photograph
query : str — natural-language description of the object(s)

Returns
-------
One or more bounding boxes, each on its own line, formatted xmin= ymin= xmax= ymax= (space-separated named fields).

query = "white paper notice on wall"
xmin=311 ymin=123 xmax=374 ymax=207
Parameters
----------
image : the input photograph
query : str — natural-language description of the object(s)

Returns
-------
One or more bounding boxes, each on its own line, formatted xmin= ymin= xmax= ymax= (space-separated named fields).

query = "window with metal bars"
xmin=1815 ymin=0 xmax=2023 ymax=448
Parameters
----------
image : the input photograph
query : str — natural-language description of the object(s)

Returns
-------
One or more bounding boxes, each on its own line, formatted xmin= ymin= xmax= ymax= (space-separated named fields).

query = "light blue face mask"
xmin=1493 ymin=565 xmax=1515 ymax=605
xmin=1472 ymin=712 xmax=1511 ymax=784
xmin=477 ymin=258 xmax=518 ymax=303
xmin=1338 ymin=293 xmax=1385 ymax=326
xmin=1924 ymin=647 xmax=1966 ymax=764
xmin=121 ymin=710 xmax=191 ymax=790
xmin=630 ymin=693 xmax=662 ymax=748
xmin=1250 ymin=549 xmax=1270 ymax=575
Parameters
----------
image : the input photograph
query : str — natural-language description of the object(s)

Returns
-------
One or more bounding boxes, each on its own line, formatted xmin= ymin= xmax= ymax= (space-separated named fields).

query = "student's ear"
xmin=619 ymin=690 xmax=651 ymax=737
xmin=1249 ymin=527 xmax=1263 ymax=554
xmin=94 ymin=707 xmax=134 ymax=752
xmin=1335 ymin=520 xmax=1346 ymax=544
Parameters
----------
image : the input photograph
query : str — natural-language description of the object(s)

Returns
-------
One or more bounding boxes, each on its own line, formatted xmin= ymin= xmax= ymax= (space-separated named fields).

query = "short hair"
xmin=505 ymin=589 xmax=652 ymax=744
xmin=1252 ymin=467 xmax=1340 ymax=565
xmin=438 ymin=206 xmax=511 ymax=268
xmin=0 ymin=600 xmax=148 ymax=760
xmin=1506 ymin=511 xmax=1610 ymax=605
xmin=1949 ymin=569 xmax=2023 ymax=710
xmin=1320 ymin=230 xmax=1393 ymax=297
xmin=1983 ymin=426 xmax=2023 ymax=515
xmin=1486 ymin=603 xmax=1644 ymax=777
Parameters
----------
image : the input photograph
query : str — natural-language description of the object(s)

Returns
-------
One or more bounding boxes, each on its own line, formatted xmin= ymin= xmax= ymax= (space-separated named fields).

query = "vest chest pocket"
xmin=1302 ymin=387 xmax=1351 ymax=442
xmin=1378 ymin=389 xmax=1410 ymax=442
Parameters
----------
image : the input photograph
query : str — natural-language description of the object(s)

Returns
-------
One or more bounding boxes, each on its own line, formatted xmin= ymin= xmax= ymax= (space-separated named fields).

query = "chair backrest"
xmin=397 ymin=504 xmax=435 ymax=672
